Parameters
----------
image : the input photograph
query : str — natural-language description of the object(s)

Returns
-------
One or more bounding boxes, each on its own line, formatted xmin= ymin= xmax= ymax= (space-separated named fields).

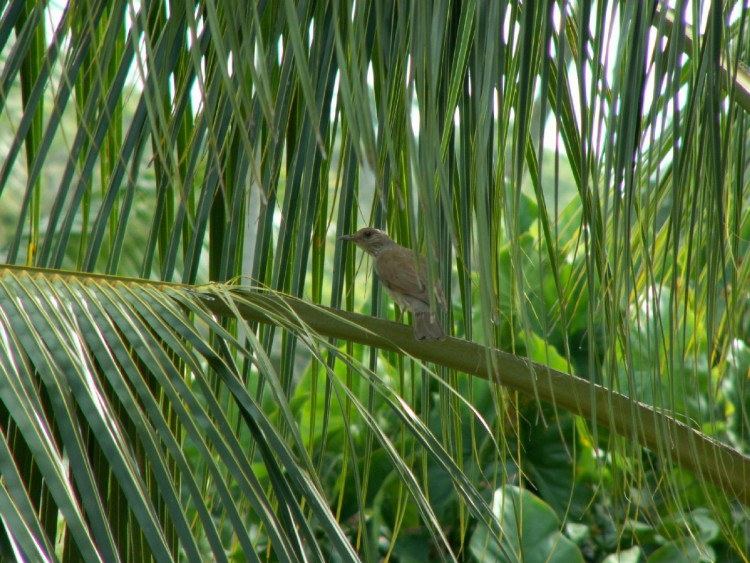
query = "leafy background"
xmin=0 ymin=0 xmax=749 ymax=561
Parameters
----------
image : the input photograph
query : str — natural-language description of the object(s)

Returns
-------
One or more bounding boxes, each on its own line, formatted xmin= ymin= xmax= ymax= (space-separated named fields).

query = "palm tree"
xmin=0 ymin=0 xmax=748 ymax=560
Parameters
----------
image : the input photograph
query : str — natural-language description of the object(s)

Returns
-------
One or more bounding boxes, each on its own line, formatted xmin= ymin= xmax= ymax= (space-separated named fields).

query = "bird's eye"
xmin=364 ymin=231 xmax=372 ymax=237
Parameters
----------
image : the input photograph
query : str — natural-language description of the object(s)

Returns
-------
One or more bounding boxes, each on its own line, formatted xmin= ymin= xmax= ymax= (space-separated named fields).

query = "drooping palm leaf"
xmin=1 ymin=268 xmax=533 ymax=560
xmin=2 ymin=0 xmax=750 ymax=560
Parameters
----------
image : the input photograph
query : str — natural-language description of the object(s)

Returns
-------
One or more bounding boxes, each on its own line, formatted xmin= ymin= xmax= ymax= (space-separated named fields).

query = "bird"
xmin=339 ymin=227 xmax=446 ymax=340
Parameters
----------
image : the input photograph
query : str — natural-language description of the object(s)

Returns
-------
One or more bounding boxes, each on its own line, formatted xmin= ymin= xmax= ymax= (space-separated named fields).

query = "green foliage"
xmin=470 ymin=485 xmax=583 ymax=562
xmin=0 ymin=0 xmax=750 ymax=561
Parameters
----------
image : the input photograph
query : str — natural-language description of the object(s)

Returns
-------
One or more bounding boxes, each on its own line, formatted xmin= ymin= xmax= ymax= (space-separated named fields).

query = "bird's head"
xmin=338 ymin=227 xmax=395 ymax=256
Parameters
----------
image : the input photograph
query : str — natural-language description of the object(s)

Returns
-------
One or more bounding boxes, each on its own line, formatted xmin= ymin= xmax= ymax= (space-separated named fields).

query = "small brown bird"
xmin=339 ymin=227 xmax=446 ymax=340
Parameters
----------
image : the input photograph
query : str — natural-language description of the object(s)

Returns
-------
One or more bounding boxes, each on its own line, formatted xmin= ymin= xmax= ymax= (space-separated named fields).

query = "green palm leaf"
xmin=2 ymin=0 xmax=750 ymax=560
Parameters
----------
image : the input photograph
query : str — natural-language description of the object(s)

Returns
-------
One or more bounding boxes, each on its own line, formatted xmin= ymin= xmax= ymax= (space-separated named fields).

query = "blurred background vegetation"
xmin=0 ymin=0 xmax=749 ymax=561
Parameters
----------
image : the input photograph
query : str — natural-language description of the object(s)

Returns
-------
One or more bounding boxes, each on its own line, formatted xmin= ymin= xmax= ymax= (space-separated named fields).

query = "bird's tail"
xmin=414 ymin=312 xmax=445 ymax=341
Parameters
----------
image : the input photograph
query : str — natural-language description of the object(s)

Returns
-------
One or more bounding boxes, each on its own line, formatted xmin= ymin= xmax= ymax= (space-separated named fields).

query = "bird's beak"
xmin=338 ymin=234 xmax=355 ymax=241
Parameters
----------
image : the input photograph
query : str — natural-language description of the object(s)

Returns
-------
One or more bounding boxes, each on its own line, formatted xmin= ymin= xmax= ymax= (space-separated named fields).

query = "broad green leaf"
xmin=469 ymin=485 xmax=583 ymax=563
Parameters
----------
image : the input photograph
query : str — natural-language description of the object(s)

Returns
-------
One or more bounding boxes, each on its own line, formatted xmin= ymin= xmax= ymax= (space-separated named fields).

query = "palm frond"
xmin=1 ymin=0 xmax=750 ymax=559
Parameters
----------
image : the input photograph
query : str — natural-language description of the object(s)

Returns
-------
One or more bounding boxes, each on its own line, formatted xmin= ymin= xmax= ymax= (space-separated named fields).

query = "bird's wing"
xmin=417 ymin=253 xmax=447 ymax=309
xmin=374 ymin=247 xmax=430 ymax=303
